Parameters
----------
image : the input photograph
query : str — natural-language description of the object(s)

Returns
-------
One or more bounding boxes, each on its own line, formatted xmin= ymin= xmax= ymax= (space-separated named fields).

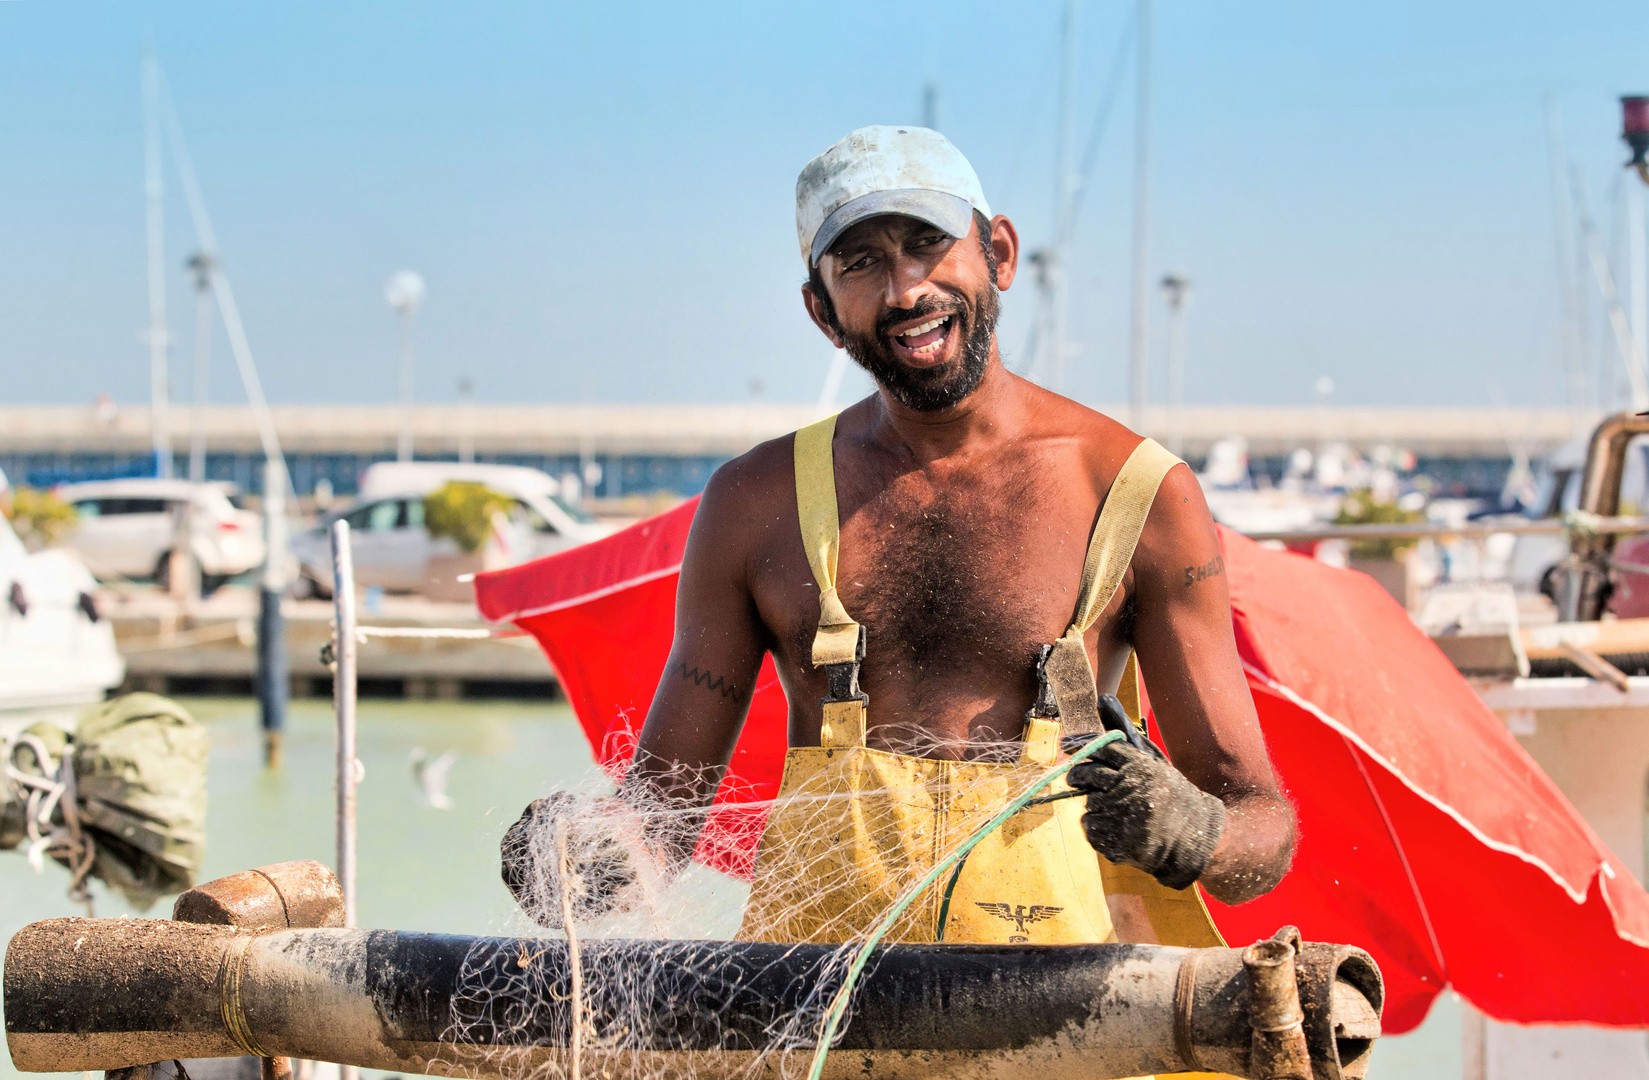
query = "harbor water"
xmin=0 ymin=697 xmax=1456 ymax=1080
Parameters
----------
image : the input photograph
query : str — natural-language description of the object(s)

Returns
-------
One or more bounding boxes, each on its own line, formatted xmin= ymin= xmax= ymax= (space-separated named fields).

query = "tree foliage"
xmin=423 ymin=481 xmax=512 ymax=554
xmin=1334 ymin=490 xmax=1424 ymax=560
xmin=6 ymin=487 xmax=78 ymax=551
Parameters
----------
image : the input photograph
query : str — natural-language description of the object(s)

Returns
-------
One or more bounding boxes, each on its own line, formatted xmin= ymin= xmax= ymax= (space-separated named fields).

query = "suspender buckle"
xmin=820 ymin=624 xmax=869 ymax=708
xmin=1026 ymin=643 xmax=1060 ymax=721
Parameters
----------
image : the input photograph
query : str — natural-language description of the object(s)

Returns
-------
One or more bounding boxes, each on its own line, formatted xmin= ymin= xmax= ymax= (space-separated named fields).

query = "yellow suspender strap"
xmin=795 ymin=414 xmax=863 ymax=667
xmin=1070 ymin=438 xmax=1184 ymax=634
xmin=1045 ymin=438 xmax=1183 ymax=729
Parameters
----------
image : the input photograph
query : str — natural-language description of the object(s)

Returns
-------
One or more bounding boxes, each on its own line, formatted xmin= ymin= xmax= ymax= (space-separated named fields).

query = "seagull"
xmin=410 ymin=747 xmax=457 ymax=810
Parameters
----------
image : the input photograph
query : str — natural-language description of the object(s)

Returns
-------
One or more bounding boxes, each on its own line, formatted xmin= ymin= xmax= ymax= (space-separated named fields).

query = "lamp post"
xmin=385 ymin=271 xmax=426 ymax=463
xmin=1160 ymin=273 xmax=1191 ymax=457
xmin=458 ymin=376 xmax=475 ymax=464
xmin=1623 ymin=98 xmax=1649 ymax=404
xmin=186 ymin=251 xmax=215 ymax=484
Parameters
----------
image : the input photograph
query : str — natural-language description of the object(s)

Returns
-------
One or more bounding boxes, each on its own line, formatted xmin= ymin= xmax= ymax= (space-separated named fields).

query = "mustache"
xmin=874 ymin=294 xmax=968 ymax=339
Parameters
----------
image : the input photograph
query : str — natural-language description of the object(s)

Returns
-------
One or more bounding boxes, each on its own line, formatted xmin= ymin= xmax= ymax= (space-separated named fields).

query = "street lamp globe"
xmin=385 ymin=270 xmax=426 ymax=315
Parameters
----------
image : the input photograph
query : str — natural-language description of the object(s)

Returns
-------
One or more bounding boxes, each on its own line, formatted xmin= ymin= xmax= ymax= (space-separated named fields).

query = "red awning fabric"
xmin=477 ymin=497 xmax=1649 ymax=1033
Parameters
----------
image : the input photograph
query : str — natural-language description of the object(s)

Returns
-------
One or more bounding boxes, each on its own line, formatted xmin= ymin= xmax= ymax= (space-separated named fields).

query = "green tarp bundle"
xmin=1 ymin=693 xmax=208 ymax=910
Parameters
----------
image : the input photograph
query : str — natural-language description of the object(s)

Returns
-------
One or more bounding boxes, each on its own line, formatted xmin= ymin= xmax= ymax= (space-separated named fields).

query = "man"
xmin=505 ymin=126 xmax=1294 ymax=948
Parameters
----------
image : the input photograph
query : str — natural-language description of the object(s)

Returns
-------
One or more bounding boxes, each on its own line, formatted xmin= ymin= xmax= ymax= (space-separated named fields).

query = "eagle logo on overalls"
xmin=975 ymin=903 xmax=1064 ymax=941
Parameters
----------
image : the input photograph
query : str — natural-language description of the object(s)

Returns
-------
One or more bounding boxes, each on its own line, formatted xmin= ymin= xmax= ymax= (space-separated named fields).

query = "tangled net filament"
xmin=452 ymin=729 xmax=1104 ymax=1080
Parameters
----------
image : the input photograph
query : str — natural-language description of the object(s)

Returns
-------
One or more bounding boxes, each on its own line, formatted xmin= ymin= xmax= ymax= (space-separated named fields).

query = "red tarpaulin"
xmin=477 ymin=497 xmax=1649 ymax=1033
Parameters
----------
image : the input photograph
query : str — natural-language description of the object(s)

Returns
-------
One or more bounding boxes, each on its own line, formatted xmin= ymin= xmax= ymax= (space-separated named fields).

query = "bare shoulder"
xmin=694 ymin=432 xmax=798 ymax=542
xmin=1025 ymin=387 xmax=1156 ymax=486
xmin=1034 ymin=388 xmax=1218 ymax=558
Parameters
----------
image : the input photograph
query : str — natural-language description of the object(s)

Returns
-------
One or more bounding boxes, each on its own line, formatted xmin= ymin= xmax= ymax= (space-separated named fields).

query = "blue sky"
xmin=1 ymin=0 xmax=1646 ymax=411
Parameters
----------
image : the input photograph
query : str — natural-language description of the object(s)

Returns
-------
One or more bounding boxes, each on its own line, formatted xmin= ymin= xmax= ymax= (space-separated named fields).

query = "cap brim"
xmin=810 ymin=189 xmax=974 ymax=268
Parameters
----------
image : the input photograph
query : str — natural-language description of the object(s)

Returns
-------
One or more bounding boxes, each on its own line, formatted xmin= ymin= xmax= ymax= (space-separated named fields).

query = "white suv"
xmin=55 ymin=479 xmax=265 ymax=592
xmin=290 ymin=462 xmax=614 ymax=596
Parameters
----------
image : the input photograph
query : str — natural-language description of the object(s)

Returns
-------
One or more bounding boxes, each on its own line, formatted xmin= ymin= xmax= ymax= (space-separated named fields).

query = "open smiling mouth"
xmin=888 ymin=313 xmax=957 ymax=363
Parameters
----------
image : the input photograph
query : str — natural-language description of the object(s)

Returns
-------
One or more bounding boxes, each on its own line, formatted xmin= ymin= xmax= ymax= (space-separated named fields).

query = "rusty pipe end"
xmin=172 ymin=862 xmax=344 ymax=930
xmin=1243 ymin=927 xmax=1311 ymax=1080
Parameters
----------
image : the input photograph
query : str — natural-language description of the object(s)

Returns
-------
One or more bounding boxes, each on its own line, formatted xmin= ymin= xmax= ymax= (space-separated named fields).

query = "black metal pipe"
xmin=4 ymin=918 xmax=1383 ymax=1080
xmin=256 ymin=585 xmax=287 ymax=767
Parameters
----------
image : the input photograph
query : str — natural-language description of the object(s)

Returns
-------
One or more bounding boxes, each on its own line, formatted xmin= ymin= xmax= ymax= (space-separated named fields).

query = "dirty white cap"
xmin=796 ymin=126 xmax=991 ymax=268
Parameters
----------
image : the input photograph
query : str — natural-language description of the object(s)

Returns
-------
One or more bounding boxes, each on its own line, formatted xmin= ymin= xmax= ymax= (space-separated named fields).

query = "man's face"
xmin=805 ymin=214 xmax=1015 ymax=412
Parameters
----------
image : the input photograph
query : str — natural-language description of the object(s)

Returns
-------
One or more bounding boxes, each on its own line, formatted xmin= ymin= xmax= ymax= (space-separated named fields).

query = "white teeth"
xmin=898 ymin=316 xmax=949 ymax=338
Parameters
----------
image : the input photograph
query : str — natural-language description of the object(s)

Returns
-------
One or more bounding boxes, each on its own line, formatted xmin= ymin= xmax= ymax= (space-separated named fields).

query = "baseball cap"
xmin=796 ymin=126 xmax=991 ymax=268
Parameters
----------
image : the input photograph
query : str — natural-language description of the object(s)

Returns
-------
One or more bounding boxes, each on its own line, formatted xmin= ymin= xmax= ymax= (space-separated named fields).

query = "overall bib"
xmin=736 ymin=414 xmax=1224 ymax=954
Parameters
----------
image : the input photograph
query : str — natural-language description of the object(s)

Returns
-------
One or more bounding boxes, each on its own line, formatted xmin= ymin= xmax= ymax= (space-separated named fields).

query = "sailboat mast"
xmin=1048 ymin=0 xmax=1079 ymax=394
xmin=1630 ymin=178 xmax=1648 ymax=402
xmin=142 ymin=49 xmax=172 ymax=478
xmin=1126 ymin=0 xmax=1152 ymax=431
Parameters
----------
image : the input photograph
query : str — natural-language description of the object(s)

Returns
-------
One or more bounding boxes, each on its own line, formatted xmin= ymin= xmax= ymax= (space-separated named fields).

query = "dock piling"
xmin=258 ymin=458 xmax=288 ymax=766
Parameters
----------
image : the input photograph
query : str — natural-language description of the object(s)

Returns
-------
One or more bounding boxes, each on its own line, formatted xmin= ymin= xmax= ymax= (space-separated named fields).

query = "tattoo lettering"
xmin=679 ymin=662 xmax=740 ymax=700
xmin=1183 ymin=555 xmax=1225 ymax=587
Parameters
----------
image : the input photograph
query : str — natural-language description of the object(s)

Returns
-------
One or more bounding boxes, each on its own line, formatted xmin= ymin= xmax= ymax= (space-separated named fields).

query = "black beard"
xmin=837 ymin=286 xmax=999 ymax=412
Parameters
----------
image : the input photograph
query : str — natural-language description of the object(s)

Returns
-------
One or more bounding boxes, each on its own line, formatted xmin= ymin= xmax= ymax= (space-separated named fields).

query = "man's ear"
xmin=989 ymin=215 xmax=1019 ymax=291
xmin=801 ymin=282 xmax=845 ymax=348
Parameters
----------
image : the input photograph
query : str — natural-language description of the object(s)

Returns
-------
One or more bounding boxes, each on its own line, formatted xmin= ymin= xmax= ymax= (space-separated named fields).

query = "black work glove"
xmin=500 ymin=792 xmax=646 ymax=927
xmin=1066 ymin=740 xmax=1226 ymax=891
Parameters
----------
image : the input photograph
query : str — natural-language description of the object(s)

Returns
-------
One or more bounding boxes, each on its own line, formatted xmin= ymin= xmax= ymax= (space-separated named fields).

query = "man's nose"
xmin=879 ymin=251 xmax=939 ymax=310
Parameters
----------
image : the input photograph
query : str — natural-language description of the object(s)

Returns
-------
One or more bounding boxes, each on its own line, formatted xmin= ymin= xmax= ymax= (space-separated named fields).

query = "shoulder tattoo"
xmin=1183 ymin=554 xmax=1225 ymax=587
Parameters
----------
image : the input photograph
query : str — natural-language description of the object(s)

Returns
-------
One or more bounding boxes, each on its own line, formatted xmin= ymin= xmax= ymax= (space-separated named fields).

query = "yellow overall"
xmin=735 ymin=415 xmax=1224 ymax=957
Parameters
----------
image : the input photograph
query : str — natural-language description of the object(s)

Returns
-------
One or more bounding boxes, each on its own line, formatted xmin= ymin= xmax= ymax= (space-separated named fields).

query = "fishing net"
xmin=455 ymin=726 xmax=1109 ymax=1080
xmin=1 ymin=692 xmax=208 ymax=912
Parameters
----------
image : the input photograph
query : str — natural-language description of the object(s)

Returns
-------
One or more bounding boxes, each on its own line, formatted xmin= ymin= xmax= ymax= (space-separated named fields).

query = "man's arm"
xmin=1124 ymin=463 xmax=1297 ymax=904
xmin=620 ymin=457 xmax=775 ymax=865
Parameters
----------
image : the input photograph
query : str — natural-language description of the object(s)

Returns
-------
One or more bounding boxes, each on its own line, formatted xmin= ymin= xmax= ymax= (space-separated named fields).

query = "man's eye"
xmin=913 ymin=234 xmax=946 ymax=248
xmin=842 ymin=255 xmax=873 ymax=273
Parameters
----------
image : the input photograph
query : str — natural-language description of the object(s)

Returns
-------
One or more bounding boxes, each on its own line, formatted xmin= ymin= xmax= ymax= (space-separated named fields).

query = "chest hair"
xmin=839 ymin=467 xmax=1061 ymax=691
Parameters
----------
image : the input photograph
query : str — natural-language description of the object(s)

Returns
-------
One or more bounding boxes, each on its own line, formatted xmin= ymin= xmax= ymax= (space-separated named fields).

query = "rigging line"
xmin=997 ymin=15 xmax=1067 ymax=214
xmin=153 ymin=66 xmax=218 ymax=255
xmin=1572 ymin=163 xmax=1649 ymax=411
xmin=1065 ymin=7 xmax=1138 ymax=240
xmin=152 ymin=59 xmax=286 ymax=482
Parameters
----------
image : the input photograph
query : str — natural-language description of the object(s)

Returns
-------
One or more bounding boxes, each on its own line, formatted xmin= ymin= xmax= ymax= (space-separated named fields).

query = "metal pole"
xmin=258 ymin=458 xmax=288 ymax=767
xmin=1126 ymin=0 xmax=1153 ymax=431
xmin=188 ymin=254 xmax=215 ymax=484
xmin=329 ymin=519 xmax=358 ymax=927
xmin=1545 ymin=100 xmax=1588 ymax=431
xmin=458 ymin=377 xmax=475 ymax=464
xmin=142 ymin=50 xmax=172 ymax=479
xmin=329 ymin=519 xmax=359 ymax=1080
xmin=1048 ymin=0 xmax=1079 ymax=395
xmin=1629 ymin=177 xmax=1648 ymax=402
xmin=1160 ymin=274 xmax=1190 ymax=458
xmin=397 ymin=311 xmax=414 ymax=463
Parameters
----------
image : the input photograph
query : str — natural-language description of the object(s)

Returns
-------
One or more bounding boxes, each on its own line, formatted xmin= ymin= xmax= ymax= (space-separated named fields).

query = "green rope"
xmin=933 ymin=852 xmax=970 ymax=943
xmin=935 ymin=788 xmax=1092 ymax=940
xmin=803 ymin=729 xmax=1123 ymax=1080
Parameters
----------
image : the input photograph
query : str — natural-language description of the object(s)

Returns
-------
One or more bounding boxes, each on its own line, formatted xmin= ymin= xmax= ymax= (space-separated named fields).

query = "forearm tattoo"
xmin=678 ymin=662 xmax=741 ymax=700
